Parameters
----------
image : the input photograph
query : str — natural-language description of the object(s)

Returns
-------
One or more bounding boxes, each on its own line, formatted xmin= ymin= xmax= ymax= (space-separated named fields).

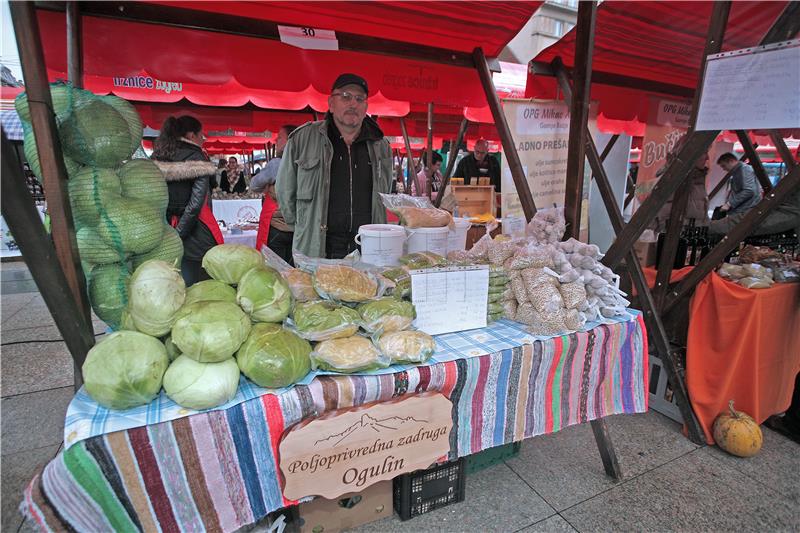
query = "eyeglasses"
xmin=332 ymin=91 xmax=367 ymax=104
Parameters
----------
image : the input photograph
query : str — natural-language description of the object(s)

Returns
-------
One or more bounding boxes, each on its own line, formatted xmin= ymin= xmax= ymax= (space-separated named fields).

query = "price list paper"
xmin=410 ymin=266 xmax=489 ymax=335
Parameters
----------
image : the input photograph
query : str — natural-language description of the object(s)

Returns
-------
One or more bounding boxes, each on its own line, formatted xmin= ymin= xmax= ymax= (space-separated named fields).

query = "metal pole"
xmin=399 ymin=117 xmax=421 ymax=195
xmin=426 ymin=102 xmax=434 ymax=199
xmin=435 ymin=118 xmax=469 ymax=208
xmin=66 ymin=1 xmax=83 ymax=88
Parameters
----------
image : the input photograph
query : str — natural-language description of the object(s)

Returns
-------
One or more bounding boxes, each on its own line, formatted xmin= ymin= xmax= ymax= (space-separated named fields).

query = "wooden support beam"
xmin=599 ymin=134 xmax=619 ymax=163
xmin=554 ymin=61 xmax=706 ymax=445
xmin=770 ymin=132 xmax=798 ymax=172
xmin=399 ymin=117 xmax=420 ymax=196
xmin=736 ymin=132 xmax=772 ymax=192
xmin=11 ymin=1 xmax=92 ymax=327
xmin=474 ymin=47 xmax=536 ymax=221
xmin=426 ymin=102 xmax=434 ymax=199
xmin=66 ymin=1 xmax=83 ymax=88
xmin=602 ymin=1 xmax=799 ymax=269
xmin=664 ymin=163 xmax=800 ymax=313
xmin=563 ymin=1 xmax=597 ymax=239
xmin=2 ymin=133 xmax=94 ymax=385
xmin=435 ymin=118 xmax=468 ymax=208
xmin=654 ymin=0 xmax=731 ymax=311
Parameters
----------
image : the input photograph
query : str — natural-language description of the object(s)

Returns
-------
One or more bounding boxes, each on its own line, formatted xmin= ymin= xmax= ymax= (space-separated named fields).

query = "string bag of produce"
xmin=377 ymin=330 xmax=436 ymax=364
xmin=236 ymin=266 xmax=293 ymax=323
xmin=82 ymin=331 xmax=169 ymax=410
xmin=131 ymin=224 xmax=183 ymax=270
xmin=184 ymin=279 xmax=237 ymax=305
xmin=262 ymin=246 xmax=319 ymax=302
xmin=88 ymin=262 xmax=131 ymax=328
xmin=127 ymin=260 xmax=186 ymax=337
xmin=357 ymin=298 xmax=416 ymax=333
xmin=236 ymin=324 xmax=312 ymax=388
xmin=289 ymin=300 xmax=361 ymax=341
xmin=202 ymin=244 xmax=264 ymax=285
xmin=379 ymin=193 xmax=454 ymax=228
xmin=171 ymin=301 xmax=252 ymax=362
xmin=162 ymin=355 xmax=240 ymax=410
xmin=311 ymin=336 xmax=389 ymax=373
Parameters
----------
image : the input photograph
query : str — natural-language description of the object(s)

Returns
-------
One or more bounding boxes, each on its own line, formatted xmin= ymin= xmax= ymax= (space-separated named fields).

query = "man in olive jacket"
xmin=276 ymin=73 xmax=393 ymax=259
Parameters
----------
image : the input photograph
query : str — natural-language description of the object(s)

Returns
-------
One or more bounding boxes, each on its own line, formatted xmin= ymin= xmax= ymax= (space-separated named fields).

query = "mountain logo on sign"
xmin=314 ymin=413 xmax=428 ymax=446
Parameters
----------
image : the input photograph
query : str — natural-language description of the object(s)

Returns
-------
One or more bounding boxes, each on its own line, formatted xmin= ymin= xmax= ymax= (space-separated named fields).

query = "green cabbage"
xmin=357 ymin=298 xmax=416 ymax=333
xmin=97 ymin=197 xmax=163 ymax=255
xmin=100 ymin=95 xmax=143 ymax=155
xmin=164 ymin=335 xmax=182 ymax=361
xmin=202 ymin=244 xmax=264 ymax=285
xmin=15 ymin=83 xmax=78 ymax=124
xmin=131 ymin=225 xmax=183 ymax=270
xmin=82 ymin=331 xmax=169 ymax=410
xmin=171 ymin=301 xmax=251 ymax=362
xmin=77 ymin=226 xmax=126 ymax=265
xmin=67 ymin=166 xmax=121 ymax=228
xmin=162 ymin=355 xmax=240 ymax=410
xmin=128 ymin=260 xmax=186 ymax=337
xmin=237 ymin=323 xmax=311 ymax=388
xmin=184 ymin=279 xmax=237 ymax=305
xmin=236 ymin=267 xmax=293 ymax=323
xmin=23 ymin=125 xmax=80 ymax=179
xmin=118 ymin=159 xmax=168 ymax=214
xmin=89 ymin=262 xmax=130 ymax=328
xmin=292 ymin=300 xmax=361 ymax=341
xmin=60 ymin=98 xmax=134 ymax=166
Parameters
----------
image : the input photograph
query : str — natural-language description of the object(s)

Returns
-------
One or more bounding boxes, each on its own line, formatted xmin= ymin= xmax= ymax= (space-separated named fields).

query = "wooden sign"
xmin=279 ymin=392 xmax=453 ymax=500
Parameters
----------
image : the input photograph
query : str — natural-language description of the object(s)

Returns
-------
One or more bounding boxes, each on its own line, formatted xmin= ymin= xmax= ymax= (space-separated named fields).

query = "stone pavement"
xmin=2 ymin=260 xmax=798 ymax=533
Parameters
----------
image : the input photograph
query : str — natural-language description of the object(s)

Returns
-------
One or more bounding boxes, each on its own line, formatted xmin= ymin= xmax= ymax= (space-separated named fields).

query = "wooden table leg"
xmin=590 ymin=418 xmax=622 ymax=480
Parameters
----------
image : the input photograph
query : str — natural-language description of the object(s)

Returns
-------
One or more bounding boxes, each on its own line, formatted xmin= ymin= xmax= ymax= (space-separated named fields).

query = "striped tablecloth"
xmin=23 ymin=314 xmax=648 ymax=532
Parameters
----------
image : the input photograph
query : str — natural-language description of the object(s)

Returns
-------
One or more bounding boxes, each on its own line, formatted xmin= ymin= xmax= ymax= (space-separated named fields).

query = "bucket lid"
xmin=404 ymin=226 xmax=450 ymax=234
xmin=358 ymin=224 xmax=405 ymax=236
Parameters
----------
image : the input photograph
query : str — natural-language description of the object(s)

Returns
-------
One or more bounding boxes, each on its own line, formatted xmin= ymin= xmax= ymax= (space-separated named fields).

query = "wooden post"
xmin=664 ymin=162 xmax=800 ymax=313
xmin=474 ymin=47 xmax=537 ymax=221
xmin=770 ymin=132 xmax=798 ymax=171
xmin=399 ymin=117 xmax=421 ymax=195
xmin=10 ymin=1 xmax=92 ymax=327
xmin=426 ymin=102 xmax=434 ymax=199
xmin=435 ymin=118 xmax=468 ymax=208
xmin=599 ymin=134 xmax=619 ymax=163
xmin=2 ymin=134 xmax=94 ymax=383
xmin=554 ymin=61 xmax=706 ymax=445
xmin=66 ymin=1 xmax=83 ymax=88
xmin=563 ymin=1 xmax=597 ymax=239
xmin=653 ymin=1 xmax=731 ymax=311
xmin=736 ymin=132 xmax=772 ymax=191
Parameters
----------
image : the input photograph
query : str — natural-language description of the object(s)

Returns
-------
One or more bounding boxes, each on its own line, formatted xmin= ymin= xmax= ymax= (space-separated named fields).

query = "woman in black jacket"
xmin=151 ymin=116 xmax=223 ymax=285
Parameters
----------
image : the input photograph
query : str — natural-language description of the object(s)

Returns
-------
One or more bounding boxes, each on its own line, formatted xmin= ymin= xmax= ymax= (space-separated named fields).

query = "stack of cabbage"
xmin=81 ymin=246 xmax=311 ymax=412
xmin=16 ymin=84 xmax=182 ymax=330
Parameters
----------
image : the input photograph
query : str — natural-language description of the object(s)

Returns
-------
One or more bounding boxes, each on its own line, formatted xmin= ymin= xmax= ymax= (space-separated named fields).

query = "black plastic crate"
xmin=393 ymin=459 xmax=466 ymax=521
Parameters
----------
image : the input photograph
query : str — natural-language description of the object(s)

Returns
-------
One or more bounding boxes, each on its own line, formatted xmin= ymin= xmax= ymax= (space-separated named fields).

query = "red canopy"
xmin=527 ymin=1 xmax=791 ymax=128
xmin=38 ymin=2 xmax=540 ymax=110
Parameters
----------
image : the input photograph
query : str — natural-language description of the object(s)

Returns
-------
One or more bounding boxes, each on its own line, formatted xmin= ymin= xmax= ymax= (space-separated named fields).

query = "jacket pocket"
xmin=296 ymin=157 xmax=321 ymax=200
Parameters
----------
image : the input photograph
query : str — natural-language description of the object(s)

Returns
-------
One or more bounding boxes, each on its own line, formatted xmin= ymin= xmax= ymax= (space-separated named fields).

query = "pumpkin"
xmin=713 ymin=400 xmax=763 ymax=457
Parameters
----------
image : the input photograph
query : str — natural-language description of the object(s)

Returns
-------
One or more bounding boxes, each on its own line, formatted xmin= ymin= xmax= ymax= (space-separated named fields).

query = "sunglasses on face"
xmin=332 ymin=91 xmax=368 ymax=104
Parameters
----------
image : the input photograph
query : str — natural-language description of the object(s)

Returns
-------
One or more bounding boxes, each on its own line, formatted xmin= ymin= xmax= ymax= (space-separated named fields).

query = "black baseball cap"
xmin=332 ymin=73 xmax=368 ymax=94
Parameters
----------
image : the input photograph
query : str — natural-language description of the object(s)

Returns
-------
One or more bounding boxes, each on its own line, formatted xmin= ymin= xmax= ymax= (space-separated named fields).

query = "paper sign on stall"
xmin=410 ymin=266 xmax=489 ymax=335
xmin=278 ymin=25 xmax=339 ymax=50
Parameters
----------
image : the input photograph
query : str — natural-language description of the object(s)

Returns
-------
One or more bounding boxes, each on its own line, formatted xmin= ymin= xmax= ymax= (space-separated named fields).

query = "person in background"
xmin=212 ymin=159 xmax=226 ymax=190
xmin=453 ymin=139 xmax=501 ymax=191
xmin=652 ymin=152 xmax=710 ymax=232
xmin=413 ymin=150 xmax=443 ymax=199
xmin=151 ymin=115 xmax=223 ymax=286
xmin=716 ymin=152 xmax=761 ymax=217
xmin=220 ymin=156 xmax=247 ymax=194
xmin=251 ymin=124 xmax=298 ymax=264
xmin=276 ymin=73 xmax=393 ymax=259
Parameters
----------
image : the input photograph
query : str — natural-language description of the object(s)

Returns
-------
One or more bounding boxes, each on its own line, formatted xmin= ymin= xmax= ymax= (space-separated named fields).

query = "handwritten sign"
xmin=279 ymin=393 xmax=453 ymax=500
xmin=410 ymin=265 xmax=489 ymax=335
xmin=696 ymin=40 xmax=800 ymax=131
xmin=278 ymin=25 xmax=339 ymax=51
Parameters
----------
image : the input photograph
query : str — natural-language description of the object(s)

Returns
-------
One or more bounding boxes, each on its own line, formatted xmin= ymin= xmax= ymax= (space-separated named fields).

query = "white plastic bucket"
xmin=447 ymin=218 xmax=472 ymax=253
xmin=405 ymin=226 xmax=450 ymax=256
xmin=355 ymin=224 xmax=406 ymax=266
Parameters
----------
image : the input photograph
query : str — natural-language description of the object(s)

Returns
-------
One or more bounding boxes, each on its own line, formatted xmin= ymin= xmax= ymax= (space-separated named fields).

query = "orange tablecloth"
xmin=686 ymin=273 xmax=800 ymax=443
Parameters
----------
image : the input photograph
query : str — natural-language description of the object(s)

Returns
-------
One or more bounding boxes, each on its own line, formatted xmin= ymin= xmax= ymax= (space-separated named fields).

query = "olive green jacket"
xmin=276 ymin=116 xmax=393 ymax=258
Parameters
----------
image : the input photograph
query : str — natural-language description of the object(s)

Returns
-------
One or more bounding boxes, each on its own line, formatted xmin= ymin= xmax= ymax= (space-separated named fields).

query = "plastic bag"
xmin=377 ymin=330 xmax=436 ymax=364
xmin=511 ymin=277 xmax=530 ymax=303
xmin=515 ymin=302 xmax=537 ymax=326
xmin=502 ymin=299 xmax=517 ymax=320
xmin=358 ymin=297 xmax=416 ymax=333
xmin=289 ymin=300 xmax=361 ymax=341
xmin=559 ymin=281 xmax=588 ymax=309
xmin=527 ymin=283 xmax=564 ymax=313
xmin=737 ymin=276 xmax=773 ymax=289
xmin=488 ymin=239 xmax=517 ymax=265
xmin=313 ymin=264 xmax=378 ymax=302
xmin=311 ymin=336 xmax=389 ymax=373
xmin=379 ymin=192 xmax=435 ymax=210
xmin=564 ymin=309 xmax=586 ymax=331
xmin=399 ymin=252 xmax=447 ymax=269
xmin=510 ymin=245 xmax=555 ymax=270
xmin=718 ymin=263 xmax=746 ymax=279
xmin=521 ymin=267 xmax=559 ymax=289
xmin=526 ymin=207 xmax=566 ymax=244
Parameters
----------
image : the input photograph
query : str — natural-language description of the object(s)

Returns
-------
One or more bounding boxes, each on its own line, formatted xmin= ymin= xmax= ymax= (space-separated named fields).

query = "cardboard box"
xmin=297 ymin=481 xmax=393 ymax=533
xmin=633 ymin=240 xmax=658 ymax=267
